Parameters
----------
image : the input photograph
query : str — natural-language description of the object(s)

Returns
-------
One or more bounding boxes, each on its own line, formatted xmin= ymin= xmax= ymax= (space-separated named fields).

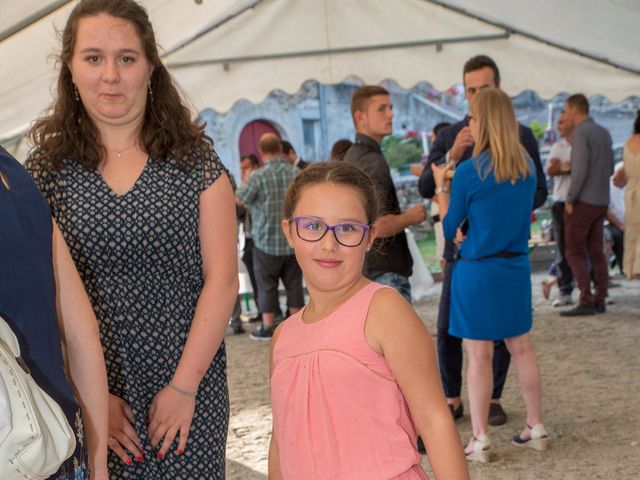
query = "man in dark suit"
xmin=282 ymin=140 xmax=309 ymax=169
xmin=419 ymin=55 xmax=547 ymax=426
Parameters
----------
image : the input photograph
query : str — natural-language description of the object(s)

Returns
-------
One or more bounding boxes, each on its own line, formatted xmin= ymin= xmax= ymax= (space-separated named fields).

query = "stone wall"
xmin=198 ymin=80 xmax=461 ymax=182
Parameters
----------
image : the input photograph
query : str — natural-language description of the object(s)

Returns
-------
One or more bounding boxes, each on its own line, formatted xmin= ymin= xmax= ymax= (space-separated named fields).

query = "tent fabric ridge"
xmin=425 ymin=0 xmax=640 ymax=74
xmin=166 ymin=32 xmax=510 ymax=70
xmin=161 ymin=0 xmax=265 ymax=59
xmin=0 ymin=0 xmax=72 ymax=43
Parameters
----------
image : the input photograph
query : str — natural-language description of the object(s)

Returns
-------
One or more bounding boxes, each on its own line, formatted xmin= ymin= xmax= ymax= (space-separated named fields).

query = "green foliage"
xmin=381 ymin=135 xmax=423 ymax=170
xmin=529 ymin=119 xmax=546 ymax=142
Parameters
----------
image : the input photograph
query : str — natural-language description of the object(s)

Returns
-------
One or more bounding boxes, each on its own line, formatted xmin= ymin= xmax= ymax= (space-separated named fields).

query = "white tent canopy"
xmin=166 ymin=0 xmax=640 ymax=112
xmin=1 ymin=0 xmax=638 ymax=145
xmin=0 ymin=0 xmax=242 ymax=144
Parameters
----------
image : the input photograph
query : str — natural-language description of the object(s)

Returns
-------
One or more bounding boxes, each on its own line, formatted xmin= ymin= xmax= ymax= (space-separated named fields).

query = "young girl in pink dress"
xmin=269 ymin=162 xmax=469 ymax=479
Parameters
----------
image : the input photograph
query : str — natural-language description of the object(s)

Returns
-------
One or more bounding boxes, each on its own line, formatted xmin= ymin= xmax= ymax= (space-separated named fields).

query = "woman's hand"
xmin=430 ymin=162 xmax=452 ymax=189
xmin=147 ymin=385 xmax=196 ymax=460
xmin=612 ymin=166 xmax=627 ymax=188
xmin=108 ymin=394 xmax=144 ymax=465
xmin=455 ymin=228 xmax=467 ymax=245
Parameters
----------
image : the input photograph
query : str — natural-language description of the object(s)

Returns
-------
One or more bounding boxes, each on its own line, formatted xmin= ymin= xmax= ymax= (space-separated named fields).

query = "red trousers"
xmin=564 ymin=201 xmax=608 ymax=306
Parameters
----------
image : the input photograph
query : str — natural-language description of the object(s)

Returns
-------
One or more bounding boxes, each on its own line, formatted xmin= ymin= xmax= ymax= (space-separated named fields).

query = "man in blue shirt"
xmin=418 ymin=55 xmax=547 ymax=426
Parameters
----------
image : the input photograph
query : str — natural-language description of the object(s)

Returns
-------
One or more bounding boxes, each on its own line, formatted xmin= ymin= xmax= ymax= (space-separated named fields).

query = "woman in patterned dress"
xmin=26 ymin=1 xmax=238 ymax=478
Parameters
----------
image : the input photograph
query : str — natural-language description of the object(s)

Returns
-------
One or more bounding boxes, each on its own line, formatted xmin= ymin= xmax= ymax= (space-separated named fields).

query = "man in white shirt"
xmin=546 ymin=112 xmax=575 ymax=306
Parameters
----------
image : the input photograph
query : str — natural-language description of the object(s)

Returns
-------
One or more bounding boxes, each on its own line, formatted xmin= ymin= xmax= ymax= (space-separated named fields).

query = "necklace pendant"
xmin=117 ymin=153 xmax=122 ymax=159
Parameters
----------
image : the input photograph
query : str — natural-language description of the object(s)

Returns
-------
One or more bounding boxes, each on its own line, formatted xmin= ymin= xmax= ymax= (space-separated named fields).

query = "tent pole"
xmin=167 ymin=32 xmax=510 ymax=69
xmin=0 ymin=1 xmax=72 ymax=43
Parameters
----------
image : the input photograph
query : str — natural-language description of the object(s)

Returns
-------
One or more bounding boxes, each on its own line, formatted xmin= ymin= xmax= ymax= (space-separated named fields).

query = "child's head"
xmin=282 ymin=162 xmax=379 ymax=290
xmin=283 ymin=161 xmax=378 ymax=224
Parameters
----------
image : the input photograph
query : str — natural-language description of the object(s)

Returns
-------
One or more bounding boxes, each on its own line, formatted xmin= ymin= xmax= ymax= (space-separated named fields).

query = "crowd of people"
xmin=1 ymin=0 xmax=638 ymax=479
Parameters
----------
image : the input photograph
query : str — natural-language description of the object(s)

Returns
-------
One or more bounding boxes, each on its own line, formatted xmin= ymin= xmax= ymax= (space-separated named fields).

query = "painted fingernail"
xmin=126 ymin=458 xmax=132 ymax=465
xmin=136 ymin=456 xmax=143 ymax=462
xmin=178 ymin=449 xmax=183 ymax=455
xmin=157 ymin=453 xmax=164 ymax=461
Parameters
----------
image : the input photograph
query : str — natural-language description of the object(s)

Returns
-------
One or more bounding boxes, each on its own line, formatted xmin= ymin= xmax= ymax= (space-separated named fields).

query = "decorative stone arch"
xmin=238 ymin=119 xmax=281 ymax=165
xmin=227 ymin=104 xmax=300 ymax=172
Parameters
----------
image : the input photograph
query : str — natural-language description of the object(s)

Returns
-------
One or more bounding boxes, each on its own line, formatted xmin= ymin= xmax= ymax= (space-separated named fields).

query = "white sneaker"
xmin=552 ymin=295 xmax=573 ymax=307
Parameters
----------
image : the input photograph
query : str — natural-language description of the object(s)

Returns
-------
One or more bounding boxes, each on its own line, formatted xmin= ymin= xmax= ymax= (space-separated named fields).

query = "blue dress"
xmin=443 ymin=152 xmax=536 ymax=340
xmin=0 ymin=147 xmax=87 ymax=479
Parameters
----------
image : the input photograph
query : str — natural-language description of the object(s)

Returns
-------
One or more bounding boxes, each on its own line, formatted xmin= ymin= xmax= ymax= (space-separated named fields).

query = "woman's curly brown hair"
xmin=29 ymin=0 xmax=209 ymax=171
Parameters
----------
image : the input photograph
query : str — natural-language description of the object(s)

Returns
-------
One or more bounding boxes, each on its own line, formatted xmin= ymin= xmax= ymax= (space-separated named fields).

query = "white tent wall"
xmin=0 ymin=0 xmax=638 ymax=150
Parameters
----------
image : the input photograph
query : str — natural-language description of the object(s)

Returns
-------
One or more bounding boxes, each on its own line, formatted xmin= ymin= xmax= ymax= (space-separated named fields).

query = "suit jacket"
xmin=418 ymin=117 xmax=547 ymax=210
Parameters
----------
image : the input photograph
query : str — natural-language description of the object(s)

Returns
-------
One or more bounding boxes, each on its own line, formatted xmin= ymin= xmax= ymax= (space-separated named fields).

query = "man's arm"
xmin=355 ymin=151 xmax=425 ymax=238
xmin=375 ymin=206 xmax=426 ymax=238
xmin=546 ymin=158 xmax=570 ymax=176
xmin=418 ymin=127 xmax=452 ymax=199
xmin=236 ymin=174 xmax=258 ymax=206
xmin=546 ymin=143 xmax=570 ymax=176
xmin=607 ymin=210 xmax=624 ymax=231
xmin=520 ymin=125 xmax=547 ymax=209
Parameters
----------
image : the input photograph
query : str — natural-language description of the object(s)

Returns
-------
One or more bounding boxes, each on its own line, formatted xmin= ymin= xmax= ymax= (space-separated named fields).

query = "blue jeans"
xmin=370 ymin=272 xmax=412 ymax=304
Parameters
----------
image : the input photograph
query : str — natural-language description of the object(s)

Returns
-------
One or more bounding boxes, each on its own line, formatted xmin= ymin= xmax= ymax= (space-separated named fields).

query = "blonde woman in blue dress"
xmin=432 ymin=88 xmax=548 ymax=463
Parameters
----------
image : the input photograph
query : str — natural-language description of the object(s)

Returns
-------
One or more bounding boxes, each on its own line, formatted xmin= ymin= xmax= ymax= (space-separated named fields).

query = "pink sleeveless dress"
xmin=271 ymin=282 xmax=429 ymax=479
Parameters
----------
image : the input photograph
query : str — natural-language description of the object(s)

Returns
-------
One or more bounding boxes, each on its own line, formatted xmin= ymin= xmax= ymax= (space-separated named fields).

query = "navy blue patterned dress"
xmin=27 ymin=144 xmax=230 ymax=479
xmin=0 ymin=147 xmax=88 ymax=479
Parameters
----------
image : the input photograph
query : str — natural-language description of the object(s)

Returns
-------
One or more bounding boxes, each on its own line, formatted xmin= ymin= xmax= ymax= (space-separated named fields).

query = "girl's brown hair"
xmin=29 ymin=0 xmax=209 ymax=171
xmin=471 ymin=88 xmax=531 ymax=182
xmin=283 ymin=161 xmax=379 ymax=225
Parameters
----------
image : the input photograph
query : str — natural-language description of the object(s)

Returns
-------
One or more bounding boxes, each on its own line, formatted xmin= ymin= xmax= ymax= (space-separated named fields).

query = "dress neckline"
xmin=299 ymin=280 xmax=375 ymax=326
xmin=95 ymin=157 xmax=150 ymax=198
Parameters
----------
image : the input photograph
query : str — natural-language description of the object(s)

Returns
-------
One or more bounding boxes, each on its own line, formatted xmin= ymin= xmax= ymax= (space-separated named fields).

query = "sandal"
xmin=465 ymin=434 xmax=493 ymax=463
xmin=512 ymin=424 xmax=549 ymax=451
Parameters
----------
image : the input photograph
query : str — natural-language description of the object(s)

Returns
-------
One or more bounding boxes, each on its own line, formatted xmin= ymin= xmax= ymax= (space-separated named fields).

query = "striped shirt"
xmin=237 ymin=158 xmax=299 ymax=256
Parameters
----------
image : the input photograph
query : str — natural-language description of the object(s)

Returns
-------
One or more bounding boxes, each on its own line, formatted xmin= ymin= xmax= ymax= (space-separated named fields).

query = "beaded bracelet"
xmin=168 ymin=382 xmax=197 ymax=398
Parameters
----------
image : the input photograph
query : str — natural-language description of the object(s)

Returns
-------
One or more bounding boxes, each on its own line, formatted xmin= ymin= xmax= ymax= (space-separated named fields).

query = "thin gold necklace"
xmin=108 ymin=143 xmax=138 ymax=159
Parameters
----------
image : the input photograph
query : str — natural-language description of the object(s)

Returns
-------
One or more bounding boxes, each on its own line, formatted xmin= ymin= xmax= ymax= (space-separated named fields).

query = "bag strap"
xmin=0 ymin=315 xmax=21 ymax=358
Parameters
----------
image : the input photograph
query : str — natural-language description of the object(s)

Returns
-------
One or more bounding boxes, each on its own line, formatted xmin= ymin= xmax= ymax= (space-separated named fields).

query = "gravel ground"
xmin=224 ymin=272 xmax=640 ymax=479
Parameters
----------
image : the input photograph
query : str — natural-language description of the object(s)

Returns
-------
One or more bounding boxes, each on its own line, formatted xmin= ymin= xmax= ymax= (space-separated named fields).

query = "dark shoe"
xmin=449 ymin=403 xmax=464 ymax=420
xmin=249 ymin=325 xmax=273 ymax=341
xmin=559 ymin=305 xmax=596 ymax=317
xmin=488 ymin=402 xmax=508 ymax=426
xmin=595 ymin=303 xmax=606 ymax=313
xmin=230 ymin=321 xmax=245 ymax=335
xmin=417 ymin=436 xmax=426 ymax=454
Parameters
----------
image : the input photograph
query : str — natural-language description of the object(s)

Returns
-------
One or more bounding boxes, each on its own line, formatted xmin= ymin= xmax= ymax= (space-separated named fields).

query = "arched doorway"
xmin=239 ymin=120 xmax=280 ymax=164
